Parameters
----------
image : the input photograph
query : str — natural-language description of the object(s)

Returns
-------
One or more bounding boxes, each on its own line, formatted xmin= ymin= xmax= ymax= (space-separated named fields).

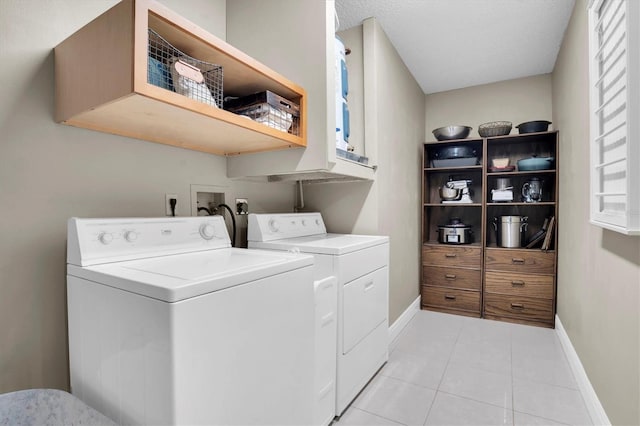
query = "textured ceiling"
xmin=335 ymin=0 xmax=575 ymax=94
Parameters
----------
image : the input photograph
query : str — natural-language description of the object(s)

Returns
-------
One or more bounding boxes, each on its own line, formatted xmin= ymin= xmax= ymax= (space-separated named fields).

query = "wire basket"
xmin=147 ymin=29 xmax=223 ymax=109
xmin=478 ymin=121 xmax=512 ymax=137
xmin=224 ymin=91 xmax=300 ymax=136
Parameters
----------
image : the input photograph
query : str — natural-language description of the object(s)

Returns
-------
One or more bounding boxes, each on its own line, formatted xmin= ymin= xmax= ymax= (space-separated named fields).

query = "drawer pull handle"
xmin=445 ymin=253 xmax=457 ymax=258
xmin=445 ymin=274 xmax=457 ymax=280
xmin=364 ymin=281 xmax=375 ymax=291
xmin=444 ymin=294 xmax=457 ymax=300
xmin=511 ymin=303 xmax=525 ymax=309
xmin=511 ymin=280 xmax=525 ymax=286
xmin=511 ymin=258 xmax=525 ymax=264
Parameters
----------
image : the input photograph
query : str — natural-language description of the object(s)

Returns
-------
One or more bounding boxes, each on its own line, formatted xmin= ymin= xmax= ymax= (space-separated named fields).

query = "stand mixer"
xmin=442 ymin=179 xmax=473 ymax=204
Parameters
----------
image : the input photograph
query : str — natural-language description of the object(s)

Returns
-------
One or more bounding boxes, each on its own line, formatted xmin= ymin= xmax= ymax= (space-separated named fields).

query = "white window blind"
xmin=588 ymin=0 xmax=640 ymax=235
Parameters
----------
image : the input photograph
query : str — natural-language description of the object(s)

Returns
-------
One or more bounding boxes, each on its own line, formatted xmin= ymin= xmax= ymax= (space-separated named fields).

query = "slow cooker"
xmin=437 ymin=218 xmax=473 ymax=244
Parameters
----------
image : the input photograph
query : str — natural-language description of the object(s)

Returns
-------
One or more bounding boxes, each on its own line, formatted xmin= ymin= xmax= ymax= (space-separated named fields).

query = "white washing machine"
xmin=66 ymin=216 xmax=315 ymax=426
xmin=247 ymin=212 xmax=389 ymax=419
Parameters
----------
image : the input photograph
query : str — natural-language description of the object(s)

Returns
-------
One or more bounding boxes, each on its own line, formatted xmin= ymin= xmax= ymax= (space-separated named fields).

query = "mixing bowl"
xmin=432 ymin=125 xmax=472 ymax=141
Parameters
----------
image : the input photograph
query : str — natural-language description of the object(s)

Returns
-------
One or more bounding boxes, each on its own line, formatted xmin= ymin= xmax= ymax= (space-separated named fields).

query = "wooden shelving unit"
xmin=421 ymin=131 xmax=559 ymax=327
xmin=55 ymin=0 xmax=306 ymax=156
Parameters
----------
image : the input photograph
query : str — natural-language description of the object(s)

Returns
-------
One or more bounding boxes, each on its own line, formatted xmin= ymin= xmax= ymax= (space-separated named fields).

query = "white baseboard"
xmin=555 ymin=314 xmax=611 ymax=426
xmin=389 ymin=296 xmax=420 ymax=344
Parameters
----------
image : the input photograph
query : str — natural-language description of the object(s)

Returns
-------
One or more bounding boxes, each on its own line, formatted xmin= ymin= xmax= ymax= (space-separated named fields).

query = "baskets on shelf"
xmin=147 ymin=29 xmax=223 ymax=109
xmin=478 ymin=121 xmax=512 ymax=137
xmin=224 ymin=91 xmax=300 ymax=136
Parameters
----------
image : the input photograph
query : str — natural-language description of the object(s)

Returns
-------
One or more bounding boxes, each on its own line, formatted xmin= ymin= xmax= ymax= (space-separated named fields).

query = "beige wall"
xmin=425 ymin=74 xmax=553 ymax=139
xmin=305 ymin=19 xmax=426 ymax=324
xmin=552 ymin=1 xmax=640 ymax=425
xmin=0 ymin=0 xmax=296 ymax=394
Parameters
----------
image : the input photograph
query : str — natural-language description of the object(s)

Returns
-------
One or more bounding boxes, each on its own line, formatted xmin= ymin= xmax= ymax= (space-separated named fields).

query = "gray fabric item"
xmin=0 ymin=389 xmax=116 ymax=426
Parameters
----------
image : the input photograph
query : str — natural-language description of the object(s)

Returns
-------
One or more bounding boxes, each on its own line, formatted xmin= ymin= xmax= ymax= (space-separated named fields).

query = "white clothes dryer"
xmin=248 ymin=212 xmax=389 ymax=420
xmin=66 ymin=216 xmax=315 ymax=426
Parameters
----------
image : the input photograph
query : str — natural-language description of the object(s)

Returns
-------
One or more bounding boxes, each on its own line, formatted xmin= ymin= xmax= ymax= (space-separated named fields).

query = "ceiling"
xmin=335 ymin=0 xmax=575 ymax=94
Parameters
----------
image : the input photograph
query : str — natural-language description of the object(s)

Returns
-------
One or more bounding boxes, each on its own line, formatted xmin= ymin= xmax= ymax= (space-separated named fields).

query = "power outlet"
xmin=236 ymin=198 xmax=248 ymax=215
xmin=165 ymin=193 xmax=178 ymax=216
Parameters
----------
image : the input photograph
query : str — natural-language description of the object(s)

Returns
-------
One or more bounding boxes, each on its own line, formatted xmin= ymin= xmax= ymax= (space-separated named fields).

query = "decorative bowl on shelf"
xmin=432 ymin=125 xmax=472 ymax=141
xmin=491 ymin=157 xmax=510 ymax=168
xmin=478 ymin=121 xmax=512 ymax=137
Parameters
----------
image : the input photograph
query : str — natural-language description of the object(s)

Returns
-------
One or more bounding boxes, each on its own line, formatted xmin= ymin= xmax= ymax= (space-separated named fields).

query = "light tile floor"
xmin=335 ymin=310 xmax=593 ymax=426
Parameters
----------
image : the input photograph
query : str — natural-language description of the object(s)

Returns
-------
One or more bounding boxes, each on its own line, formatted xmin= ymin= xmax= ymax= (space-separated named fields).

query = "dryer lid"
xmin=249 ymin=233 xmax=389 ymax=256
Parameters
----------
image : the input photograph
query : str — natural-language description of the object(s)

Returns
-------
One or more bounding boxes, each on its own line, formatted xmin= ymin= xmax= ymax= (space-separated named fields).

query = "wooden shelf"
xmin=424 ymin=138 xmax=483 ymax=145
xmin=424 ymin=203 xmax=482 ymax=207
xmin=423 ymin=241 xmax=483 ymax=247
xmin=55 ymin=0 xmax=306 ymax=156
xmin=487 ymin=169 xmax=556 ymax=176
xmin=485 ymin=244 xmax=555 ymax=253
xmin=424 ymin=165 xmax=483 ymax=172
xmin=486 ymin=202 xmax=556 ymax=206
xmin=486 ymin=131 xmax=557 ymax=142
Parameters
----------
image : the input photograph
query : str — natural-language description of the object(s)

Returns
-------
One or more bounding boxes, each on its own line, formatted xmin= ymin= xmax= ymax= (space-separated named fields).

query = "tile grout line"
xmin=510 ymin=326 xmax=515 ymax=426
xmin=435 ymin=389 xmax=516 ymax=412
xmin=422 ymin=321 xmax=467 ymax=425
xmin=353 ymin=407 xmax=407 ymax=426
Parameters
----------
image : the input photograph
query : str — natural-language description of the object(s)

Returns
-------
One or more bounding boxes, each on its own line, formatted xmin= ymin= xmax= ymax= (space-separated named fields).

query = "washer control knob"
xmin=98 ymin=232 xmax=113 ymax=245
xmin=124 ymin=231 xmax=138 ymax=242
xmin=301 ymin=220 xmax=307 ymax=226
xmin=315 ymin=219 xmax=321 ymax=226
xmin=199 ymin=223 xmax=216 ymax=240
xmin=268 ymin=219 xmax=280 ymax=232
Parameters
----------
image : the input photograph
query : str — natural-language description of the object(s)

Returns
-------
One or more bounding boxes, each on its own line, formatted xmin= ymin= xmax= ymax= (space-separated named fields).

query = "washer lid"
xmin=67 ymin=248 xmax=313 ymax=302
xmin=249 ymin=233 xmax=389 ymax=256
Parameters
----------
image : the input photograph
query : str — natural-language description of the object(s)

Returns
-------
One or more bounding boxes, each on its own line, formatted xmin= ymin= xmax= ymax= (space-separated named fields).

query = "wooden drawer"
xmin=485 ymin=248 xmax=555 ymax=274
xmin=421 ymin=286 xmax=480 ymax=313
xmin=484 ymin=293 xmax=553 ymax=323
xmin=422 ymin=245 xmax=482 ymax=268
xmin=485 ymin=271 xmax=554 ymax=299
xmin=423 ymin=265 xmax=481 ymax=290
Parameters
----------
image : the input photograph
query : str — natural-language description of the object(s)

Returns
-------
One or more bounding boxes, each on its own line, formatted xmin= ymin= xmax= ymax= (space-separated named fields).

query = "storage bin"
xmin=225 ymin=91 xmax=300 ymax=136
xmin=147 ymin=29 xmax=223 ymax=108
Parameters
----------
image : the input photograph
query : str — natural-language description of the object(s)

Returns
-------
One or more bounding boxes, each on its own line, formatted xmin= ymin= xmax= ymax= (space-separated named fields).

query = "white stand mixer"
xmin=442 ymin=179 xmax=473 ymax=204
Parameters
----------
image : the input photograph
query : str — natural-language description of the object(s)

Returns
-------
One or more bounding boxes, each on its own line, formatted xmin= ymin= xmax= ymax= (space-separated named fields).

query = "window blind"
xmin=589 ymin=0 xmax=640 ymax=234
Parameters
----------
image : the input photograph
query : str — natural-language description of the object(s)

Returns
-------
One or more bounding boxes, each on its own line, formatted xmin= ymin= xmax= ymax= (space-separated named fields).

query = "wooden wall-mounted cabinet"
xmin=55 ymin=0 xmax=306 ymax=156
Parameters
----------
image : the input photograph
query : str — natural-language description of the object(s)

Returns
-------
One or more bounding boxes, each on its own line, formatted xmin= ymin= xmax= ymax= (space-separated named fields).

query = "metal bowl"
xmin=439 ymin=186 xmax=462 ymax=201
xmin=432 ymin=125 xmax=472 ymax=141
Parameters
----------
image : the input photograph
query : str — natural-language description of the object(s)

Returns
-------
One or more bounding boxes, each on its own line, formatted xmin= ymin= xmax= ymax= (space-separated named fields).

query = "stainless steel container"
xmin=493 ymin=216 xmax=528 ymax=247
xmin=495 ymin=178 xmax=511 ymax=190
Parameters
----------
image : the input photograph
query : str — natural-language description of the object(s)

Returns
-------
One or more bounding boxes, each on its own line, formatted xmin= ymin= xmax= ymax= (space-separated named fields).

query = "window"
xmin=588 ymin=0 xmax=640 ymax=235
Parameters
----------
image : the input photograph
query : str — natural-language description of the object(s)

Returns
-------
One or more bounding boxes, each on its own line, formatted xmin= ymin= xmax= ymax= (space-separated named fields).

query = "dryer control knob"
xmin=124 ymin=231 xmax=138 ymax=242
xmin=301 ymin=220 xmax=307 ymax=226
xmin=199 ymin=223 xmax=216 ymax=240
xmin=98 ymin=232 xmax=113 ymax=245
xmin=268 ymin=219 xmax=280 ymax=232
